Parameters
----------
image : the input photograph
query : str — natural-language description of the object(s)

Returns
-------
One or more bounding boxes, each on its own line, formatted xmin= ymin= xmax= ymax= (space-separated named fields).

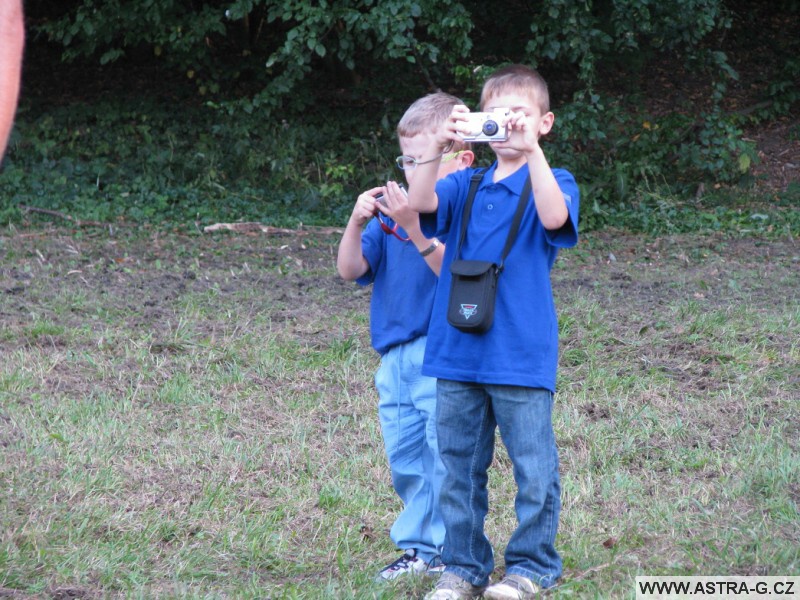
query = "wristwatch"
xmin=420 ymin=238 xmax=440 ymax=257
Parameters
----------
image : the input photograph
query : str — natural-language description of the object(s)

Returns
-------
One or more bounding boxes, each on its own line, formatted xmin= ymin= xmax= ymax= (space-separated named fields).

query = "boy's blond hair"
xmin=397 ymin=92 xmax=469 ymax=152
xmin=480 ymin=64 xmax=550 ymax=113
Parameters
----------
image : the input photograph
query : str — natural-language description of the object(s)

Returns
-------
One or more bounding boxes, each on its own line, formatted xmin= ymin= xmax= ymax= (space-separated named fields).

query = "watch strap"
xmin=420 ymin=238 xmax=440 ymax=257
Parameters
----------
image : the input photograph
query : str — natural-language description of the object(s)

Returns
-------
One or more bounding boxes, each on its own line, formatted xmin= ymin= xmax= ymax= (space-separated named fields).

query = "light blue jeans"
xmin=436 ymin=379 xmax=562 ymax=588
xmin=376 ymin=336 xmax=445 ymax=563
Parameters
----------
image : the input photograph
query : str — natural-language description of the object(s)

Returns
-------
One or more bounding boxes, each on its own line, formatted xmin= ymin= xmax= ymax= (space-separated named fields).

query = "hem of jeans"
xmin=504 ymin=567 xmax=560 ymax=589
xmin=415 ymin=551 xmax=438 ymax=564
xmin=392 ymin=545 xmax=438 ymax=565
xmin=443 ymin=565 xmax=489 ymax=588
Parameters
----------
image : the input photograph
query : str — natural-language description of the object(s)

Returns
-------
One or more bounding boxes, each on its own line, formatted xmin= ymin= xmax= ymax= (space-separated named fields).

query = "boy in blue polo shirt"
xmin=407 ymin=65 xmax=580 ymax=600
xmin=337 ymin=92 xmax=474 ymax=581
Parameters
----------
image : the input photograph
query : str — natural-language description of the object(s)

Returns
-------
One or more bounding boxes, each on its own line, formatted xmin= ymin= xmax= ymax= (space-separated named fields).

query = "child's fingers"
xmin=507 ymin=110 xmax=529 ymax=130
xmin=447 ymin=105 xmax=472 ymax=137
xmin=356 ymin=188 xmax=383 ymax=218
xmin=378 ymin=182 xmax=405 ymax=214
xmin=387 ymin=181 xmax=408 ymax=200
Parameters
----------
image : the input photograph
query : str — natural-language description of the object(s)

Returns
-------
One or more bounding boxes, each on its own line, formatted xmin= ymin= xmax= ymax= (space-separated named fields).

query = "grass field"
xmin=1 ymin=225 xmax=798 ymax=599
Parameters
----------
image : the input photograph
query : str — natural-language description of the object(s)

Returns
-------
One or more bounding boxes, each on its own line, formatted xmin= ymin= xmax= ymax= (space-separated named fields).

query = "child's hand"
xmin=440 ymin=104 xmax=472 ymax=149
xmin=379 ymin=181 xmax=418 ymax=232
xmin=504 ymin=109 xmax=553 ymax=155
xmin=350 ymin=187 xmax=383 ymax=226
xmin=506 ymin=110 xmax=540 ymax=153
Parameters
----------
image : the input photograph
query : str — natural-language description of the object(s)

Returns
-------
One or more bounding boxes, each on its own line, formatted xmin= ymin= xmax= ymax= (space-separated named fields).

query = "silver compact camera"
xmin=459 ymin=108 xmax=510 ymax=142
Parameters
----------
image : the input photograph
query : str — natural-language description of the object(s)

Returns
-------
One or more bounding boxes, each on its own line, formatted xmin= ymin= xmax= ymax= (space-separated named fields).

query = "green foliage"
xmin=589 ymin=188 xmax=800 ymax=237
xmin=34 ymin=1 xmax=737 ymax=112
xmin=524 ymin=0 xmax=732 ymax=87
xmin=1 ymin=98 xmax=399 ymax=228
xmin=547 ymin=92 xmax=758 ymax=221
xmin=755 ymin=57 xmax=800 ymax=121
xmin=20 ymin=1 xmax=798 ymax=228
xmin=35 ymin=0 xmax=473 ymax=107
xmin=4 ymin=94 xmax=792 ymax=238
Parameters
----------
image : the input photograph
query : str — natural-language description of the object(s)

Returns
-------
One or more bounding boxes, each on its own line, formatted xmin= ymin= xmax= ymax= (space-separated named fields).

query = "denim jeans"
xmin=436 ymin=379 xmax=561 ymax=588
xmin=376 ymin=336 xmax=445 ymax=562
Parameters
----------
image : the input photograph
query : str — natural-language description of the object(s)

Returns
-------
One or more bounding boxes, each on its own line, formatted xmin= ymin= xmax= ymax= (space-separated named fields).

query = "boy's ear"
xmin=539 ymin=111 xmax=555 ymax=136
xmin=459 ymin=150 xmax=475 ymax=168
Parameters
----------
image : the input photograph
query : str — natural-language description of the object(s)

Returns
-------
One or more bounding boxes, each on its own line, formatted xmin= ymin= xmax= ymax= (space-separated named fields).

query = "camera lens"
xmin=482 ymin=120 xmax=499 ymax=136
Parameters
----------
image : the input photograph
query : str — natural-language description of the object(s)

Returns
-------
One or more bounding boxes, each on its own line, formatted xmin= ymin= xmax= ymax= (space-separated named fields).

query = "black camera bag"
xmin=446 ymin=170 xmax=531 ymax=334
xmin=447 ymin=259 xmax=499 ymax=333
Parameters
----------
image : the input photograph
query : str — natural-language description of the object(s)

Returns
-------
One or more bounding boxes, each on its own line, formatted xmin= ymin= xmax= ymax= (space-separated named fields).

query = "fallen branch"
xmin=733 ymin=100 xmax=773 ymax=117
xmin=568 ymin=561 xmax=614 ymax=582
xmin=18 ymin=204 xmax=112 ymax=228
xmin=203 ymin=222 xmax=344 ymax=236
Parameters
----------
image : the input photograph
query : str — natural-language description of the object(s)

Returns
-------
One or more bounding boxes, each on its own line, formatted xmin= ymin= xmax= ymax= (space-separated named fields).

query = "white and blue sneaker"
xmin=375 ymin=549 xmax=428 ymax=581
xmin=425 ymin=555 xmax=446 ymax=577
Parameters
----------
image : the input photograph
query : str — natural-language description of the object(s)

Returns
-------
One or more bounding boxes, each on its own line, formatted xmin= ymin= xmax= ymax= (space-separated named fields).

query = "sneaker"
xmin=375 ymin=549 xmax=428 ymax=581
xmin=483 ymin=574 xmax=540 ymax=599
xmin=424 ymin=571 xmax=486 ymax=599
xmin=425 ymin=555 xmax=446 ymax=577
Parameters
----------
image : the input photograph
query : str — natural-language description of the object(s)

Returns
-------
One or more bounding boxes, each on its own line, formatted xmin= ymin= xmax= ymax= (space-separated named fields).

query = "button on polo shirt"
xmin=459 ymin=174 xmax=529 ymax=262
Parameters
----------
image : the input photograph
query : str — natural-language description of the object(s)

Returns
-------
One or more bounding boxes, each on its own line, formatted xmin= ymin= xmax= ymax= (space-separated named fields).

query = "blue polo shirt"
xmin=420 ymin=162 xmax=579 ymax=391
xmin=357 ymin=216 xmax=440 ymax=356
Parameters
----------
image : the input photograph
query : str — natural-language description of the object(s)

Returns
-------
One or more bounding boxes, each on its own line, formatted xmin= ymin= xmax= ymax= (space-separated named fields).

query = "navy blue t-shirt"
xmin=420 ymin=162 xmax=580 ymax=391
xmin=357 ymin=216 xmax=439 ymax=355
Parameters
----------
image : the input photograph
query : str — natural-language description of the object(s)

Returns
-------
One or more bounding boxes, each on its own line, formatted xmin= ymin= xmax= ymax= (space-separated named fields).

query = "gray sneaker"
xmin=483 ymin=574 xmax=540 ymax=599
xmin=424 ymin=571 xmax=486 ymax=600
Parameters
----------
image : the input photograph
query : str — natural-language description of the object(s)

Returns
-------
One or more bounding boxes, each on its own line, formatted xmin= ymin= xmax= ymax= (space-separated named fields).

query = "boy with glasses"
xmin=337 ymin=92 xmax=473 ymax=581
xmin=407 ymin=65 xmax=580 ymax=600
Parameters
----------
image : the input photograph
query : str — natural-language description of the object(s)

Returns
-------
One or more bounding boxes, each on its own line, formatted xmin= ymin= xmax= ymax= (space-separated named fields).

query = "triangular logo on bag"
xmin=460 ymin=304 xmax=478 ymax=320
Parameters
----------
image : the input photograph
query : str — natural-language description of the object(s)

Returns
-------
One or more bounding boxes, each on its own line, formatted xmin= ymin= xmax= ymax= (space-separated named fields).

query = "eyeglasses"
xmin=395 ymin=150 xmax=465 ymax=171
xmin=377 ymin=212 xmax=410 ymax=241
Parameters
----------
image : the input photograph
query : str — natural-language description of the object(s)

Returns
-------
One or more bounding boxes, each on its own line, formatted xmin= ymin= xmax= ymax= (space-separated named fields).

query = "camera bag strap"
xmin=455 ymin=170 xmax=532 ymax=268
xmin=445 ymin=170 xmax=533 ymax=334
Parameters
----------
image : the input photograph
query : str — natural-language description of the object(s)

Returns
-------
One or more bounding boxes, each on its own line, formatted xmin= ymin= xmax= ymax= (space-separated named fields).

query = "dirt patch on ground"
xmin=3 ymin=228 xmax=798 ymax=486
xmin=2 ymin=227 xmax=798 ymax=390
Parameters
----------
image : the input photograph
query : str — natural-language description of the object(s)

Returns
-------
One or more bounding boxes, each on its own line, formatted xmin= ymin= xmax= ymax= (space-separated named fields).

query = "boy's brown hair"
xmin=480 ymin=64 xmax=550 ymax=113
xmin=397 ymin=92 xmax=469 ymax=152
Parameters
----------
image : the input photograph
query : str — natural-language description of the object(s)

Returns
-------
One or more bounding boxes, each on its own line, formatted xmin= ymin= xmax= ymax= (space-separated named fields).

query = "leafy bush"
xmin=13 ymin=1 xmax=797 ymax=230
xmin=2 ymin=98 xmax=401 ymax=228
xmin=545 ymin=93 xmax=758 ymax=215
xmin=4 ymin=92 xmax=791 ymax=238
xmin=35 ymin=0 xmax=474 ymax=111
xmin=33 ymin=1 xmax=738 ymax=111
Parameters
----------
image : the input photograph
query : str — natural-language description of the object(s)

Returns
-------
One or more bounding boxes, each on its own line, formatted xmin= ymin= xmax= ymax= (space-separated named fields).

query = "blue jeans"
xmin=376 ymin=336 xmax=445 ymax=562
xmin=436 ymin=379 xmax=561 ymax=588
